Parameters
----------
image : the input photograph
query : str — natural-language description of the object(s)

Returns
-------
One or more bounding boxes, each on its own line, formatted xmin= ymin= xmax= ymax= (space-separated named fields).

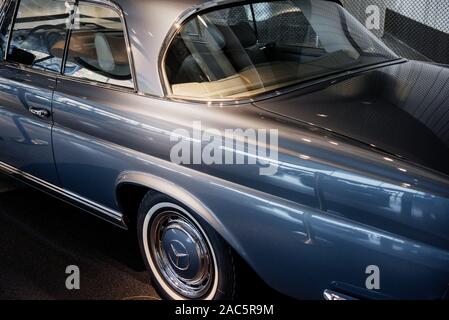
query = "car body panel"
xmin=111 ymin=0 xmax=199 ymax=96
xmin=0 ymin=0 xmax=448 ymax=300
xmin=255 ymin=60 xmax=449 ymax=177
xmin=0 ymin=64 xmax=58 ymax=184
xmin=52 ymin=61 xmax=449 ymax=299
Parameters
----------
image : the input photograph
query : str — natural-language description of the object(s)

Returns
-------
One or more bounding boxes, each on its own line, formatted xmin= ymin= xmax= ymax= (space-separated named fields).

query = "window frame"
xmin=159 ymin=0 xmax=404 ymax=105
xmin=61 ymin=0 xmax=137 ymax=91
xmin=2 ymin=0 xmax=19 ymax=61
xmin=160 ymin=0 xmax=325 ymax=103
xmin=0 ymin=0 xmax=7 ymax=19
xmin=7 ymin=0 xmax=73 ymax=74
xmin=0 ymin=0 xmax=137 ymax=93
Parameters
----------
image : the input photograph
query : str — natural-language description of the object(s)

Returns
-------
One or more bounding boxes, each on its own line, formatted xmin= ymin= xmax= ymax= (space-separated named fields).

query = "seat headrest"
xmin=95 ymin=33 xmax=115 ymax=72
xmin=203 ymin=26 xmax=226 ymax=50
xmin=231 ymin=22 xmax=257 ymax=48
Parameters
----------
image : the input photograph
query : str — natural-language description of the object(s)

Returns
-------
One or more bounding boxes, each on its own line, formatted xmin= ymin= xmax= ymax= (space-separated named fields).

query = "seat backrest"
xmin=175 ymin=23 xmax=236 ymax=83
xmin=217 ymin=22 xmax=267 ymax=71
xmin=95 ymin=33 xmax=115 ymax=72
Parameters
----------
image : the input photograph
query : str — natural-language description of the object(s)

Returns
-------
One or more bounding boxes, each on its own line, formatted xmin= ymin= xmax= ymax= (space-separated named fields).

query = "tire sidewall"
xmin=137 ymin=193 xmax=235 ymax=300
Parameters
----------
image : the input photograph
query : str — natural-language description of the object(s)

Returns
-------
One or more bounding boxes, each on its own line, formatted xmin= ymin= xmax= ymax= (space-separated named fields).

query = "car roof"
xmin=112 ymin=0 xmax=248 ymax=96
xmin=107 ymin=0 xmax=338 ymax=96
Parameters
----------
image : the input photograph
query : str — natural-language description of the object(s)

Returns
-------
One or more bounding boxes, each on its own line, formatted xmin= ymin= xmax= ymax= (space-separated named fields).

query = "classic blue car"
xmin=0 ymin=0 xmax=448 ymax=300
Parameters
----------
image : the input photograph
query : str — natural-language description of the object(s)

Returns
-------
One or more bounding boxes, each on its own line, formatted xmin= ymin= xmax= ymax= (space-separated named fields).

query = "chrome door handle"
xmin=29 ymin=107 xmax=51 ymax=118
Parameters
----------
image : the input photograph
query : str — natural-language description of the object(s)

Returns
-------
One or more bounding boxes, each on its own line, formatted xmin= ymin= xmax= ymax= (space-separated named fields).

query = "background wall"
xmin=341 ymin=0 xmax=449 ymax=64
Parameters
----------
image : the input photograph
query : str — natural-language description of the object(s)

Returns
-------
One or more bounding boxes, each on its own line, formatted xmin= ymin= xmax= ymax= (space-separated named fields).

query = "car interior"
xmin=167 ymin=21 xmax=360 ymax=98
xmin=165 ymin=1 xmax=394 ymax=99
xmin=8 ymin=24 xmax=131 ymax=79
xmin=5 ymin=0 xmax=132 ymax=87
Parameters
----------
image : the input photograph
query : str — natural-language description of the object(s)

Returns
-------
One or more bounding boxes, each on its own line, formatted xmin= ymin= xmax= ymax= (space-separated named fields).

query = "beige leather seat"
xmin=51 ymin=31 xmax=129 ymax=73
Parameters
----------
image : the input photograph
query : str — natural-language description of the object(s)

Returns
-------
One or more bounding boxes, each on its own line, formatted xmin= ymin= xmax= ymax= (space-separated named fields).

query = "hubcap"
xmin=149 ymin=210 xmax=214 ymax=299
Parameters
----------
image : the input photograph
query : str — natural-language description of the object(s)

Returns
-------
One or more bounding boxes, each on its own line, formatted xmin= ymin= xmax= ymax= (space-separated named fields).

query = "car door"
xmin=51 ymin=1 xmax=137 ymax=210
xmin=0 ymin=0 xmax=72 ymax=184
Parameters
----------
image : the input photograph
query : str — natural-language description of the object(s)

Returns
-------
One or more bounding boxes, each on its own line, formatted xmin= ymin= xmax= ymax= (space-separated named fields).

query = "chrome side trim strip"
xmin=0 ymin=160 xmax=125 ymax=226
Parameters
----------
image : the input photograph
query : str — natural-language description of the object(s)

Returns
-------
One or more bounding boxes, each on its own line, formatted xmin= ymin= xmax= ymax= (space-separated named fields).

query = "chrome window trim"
xmin=59 ymin=0 xmax=76 ymax=75
xmin=1 ymin=0 xmax=138 ymax=93
xmin=0 ymin=160 xmax=126 ymax=228
xmin=160 ymin=58 xmax=407 ymax=106
xmin=0 ymin=0 xmax=8 ymax=24
xmin=0 ymin=0 xmax=71 ymax=78
xmin=158 ymin=0 xmax=406 ymax=106
xmin=0 ymin=59 xmax=136 ymax=95
xmin=62 ymin=0 xmax=138 ymax=92
xmin=0 ymin=61 xmax=137 ymax=94
xmin=4 ymin=0 xmax=73 ymax=73
xmin=0 ymin=61 xmax=61 ymax=78
xmin=4 ymin=0 xmax=18 ymax=61
xmin=157 ymin=0 xmax=249 ymax=99
xmin=56 ymin=72 xmax=137 ymax=93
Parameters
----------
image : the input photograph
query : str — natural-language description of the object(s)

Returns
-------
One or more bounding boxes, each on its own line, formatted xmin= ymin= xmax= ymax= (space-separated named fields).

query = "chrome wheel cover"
xmin=142 ymin=203 xmax=218 ymax=300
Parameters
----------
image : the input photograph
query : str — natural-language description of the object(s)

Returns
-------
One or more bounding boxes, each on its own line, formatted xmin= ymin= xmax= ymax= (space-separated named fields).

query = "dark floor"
xmin=0 ymin=174 xmax=159 ymax=300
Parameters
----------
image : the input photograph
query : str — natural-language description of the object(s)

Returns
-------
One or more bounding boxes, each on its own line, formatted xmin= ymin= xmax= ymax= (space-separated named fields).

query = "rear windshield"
xmin=164 ymin=0 xmax=398 ymax=100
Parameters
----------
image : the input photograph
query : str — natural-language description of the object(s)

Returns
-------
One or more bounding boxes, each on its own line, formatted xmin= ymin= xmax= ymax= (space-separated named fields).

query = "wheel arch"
xmin=115 ymin=171 xmax=247 ymax=258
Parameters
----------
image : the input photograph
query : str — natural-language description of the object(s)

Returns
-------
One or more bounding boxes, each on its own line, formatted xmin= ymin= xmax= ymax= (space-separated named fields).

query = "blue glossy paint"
xmin=0 ymin=65 xmax=58 ymax=184
xmin=50 ymin=72 xmax=449 ymax=299
xmin=0 ymin=0 xmax=448 ymax=300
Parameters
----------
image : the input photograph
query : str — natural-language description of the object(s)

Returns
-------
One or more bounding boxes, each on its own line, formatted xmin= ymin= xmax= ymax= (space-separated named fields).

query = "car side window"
xmin=0 ymin=0 xmax=18 ymax=60
xmin=63 ymin=3 xmax=133 ymax=89
xmin=7 ymin=0 xmax=71 ymax=73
